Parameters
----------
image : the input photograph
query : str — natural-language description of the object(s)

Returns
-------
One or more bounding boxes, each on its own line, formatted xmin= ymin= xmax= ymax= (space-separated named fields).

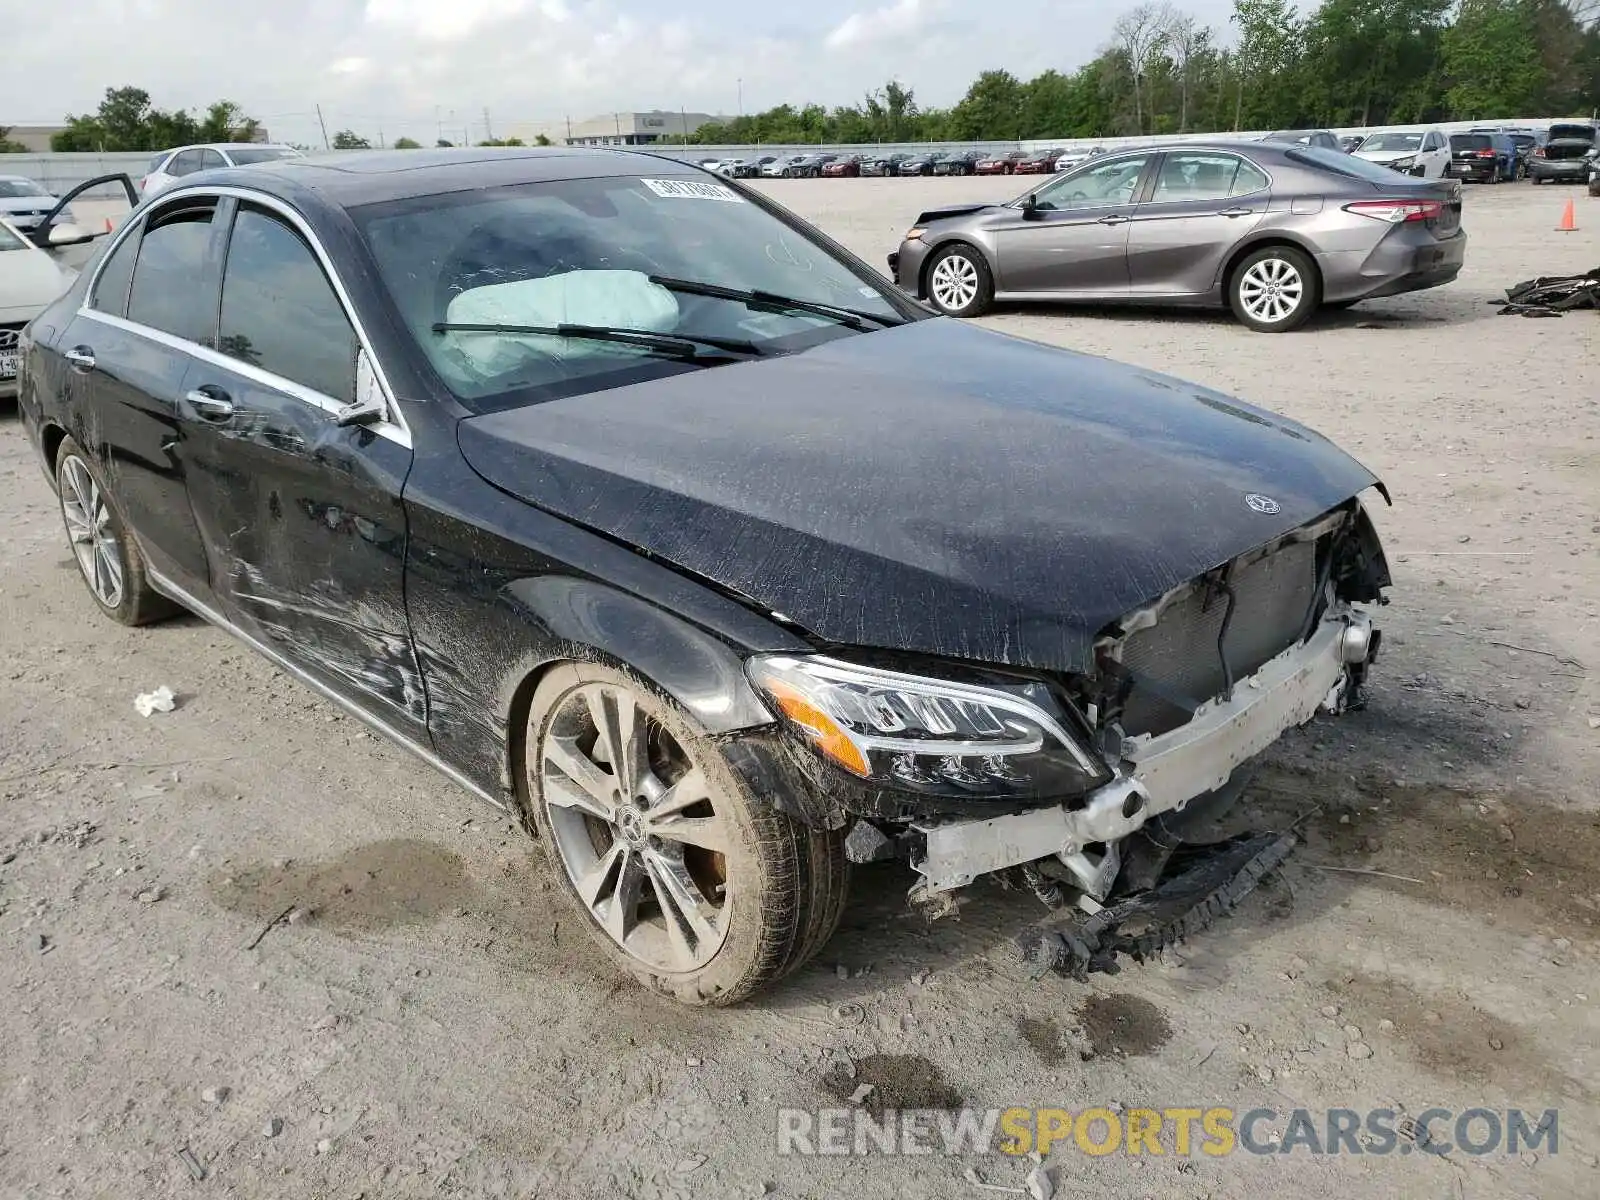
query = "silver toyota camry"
xmin=889 ymin=139 xmax=1466 ymax=332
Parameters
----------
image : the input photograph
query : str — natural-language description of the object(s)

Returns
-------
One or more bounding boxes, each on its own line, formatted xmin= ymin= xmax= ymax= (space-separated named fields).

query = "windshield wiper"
xmin=646 ymin=275 xmax=902 ymax=330
xmin=431 ymin=322 xmax=762 ymax=360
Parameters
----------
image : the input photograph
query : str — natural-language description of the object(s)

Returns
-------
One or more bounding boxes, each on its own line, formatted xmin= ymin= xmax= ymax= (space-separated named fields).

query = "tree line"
xmin=689 ymin=0 xmax=1599 ymax=145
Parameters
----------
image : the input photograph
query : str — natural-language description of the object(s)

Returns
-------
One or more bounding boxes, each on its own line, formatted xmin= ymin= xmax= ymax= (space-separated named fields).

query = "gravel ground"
xmin=2 ymin=176 xmax=1597 ymax=1199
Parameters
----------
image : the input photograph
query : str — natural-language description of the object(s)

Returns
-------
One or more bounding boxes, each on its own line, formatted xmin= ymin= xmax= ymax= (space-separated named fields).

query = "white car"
xmin=0 ymin=214 xmax=93 ymax=399
xmin=1054 ymin=147 xmax=1103 ymax=171
xmin=1353 ymin=128 xmax=1450 ymax=179
xmin=0 ymin=175 xmax=68 ymax=232
xmin=140 ymin=143 xmax=303 ymax=197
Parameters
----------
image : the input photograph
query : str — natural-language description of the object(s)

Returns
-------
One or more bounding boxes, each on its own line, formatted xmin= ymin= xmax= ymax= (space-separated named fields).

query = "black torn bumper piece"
xmin=1015 ymin=831 xmax=1297 ymax=982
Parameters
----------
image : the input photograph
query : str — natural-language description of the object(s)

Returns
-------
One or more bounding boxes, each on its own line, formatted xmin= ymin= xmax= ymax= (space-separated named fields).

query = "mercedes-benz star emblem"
xmin=1245 ymin=493 xmax=1282 ymax=515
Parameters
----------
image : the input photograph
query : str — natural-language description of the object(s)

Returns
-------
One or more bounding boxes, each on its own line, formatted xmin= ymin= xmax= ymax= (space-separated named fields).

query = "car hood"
xmin=457 ymin=319 xmax=1383 ymax=674
xmin=0 ymin=248 xmax=70 ymax=320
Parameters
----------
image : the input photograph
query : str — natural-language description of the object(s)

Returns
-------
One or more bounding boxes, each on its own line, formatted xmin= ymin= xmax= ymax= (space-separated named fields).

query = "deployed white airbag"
xmin=442 ymin=269 xmax=680 ymax=378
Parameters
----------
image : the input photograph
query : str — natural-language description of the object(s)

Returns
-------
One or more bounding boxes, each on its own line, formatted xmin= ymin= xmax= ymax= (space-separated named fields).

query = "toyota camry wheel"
xmin=55 ymin=436 xmax=180 ymax=626
xmin=524 ymin=664 xmax=849 ymax=1005
xmin=924 ymin=244 xmax=994 ymax=317
xmin=1229 ymin=246 xmax=1319 ymax=333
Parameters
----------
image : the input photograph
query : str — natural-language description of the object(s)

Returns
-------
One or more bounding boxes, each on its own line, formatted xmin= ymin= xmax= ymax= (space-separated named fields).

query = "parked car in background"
xmin=141 ymin=144 xmax=302 ymax=196
xmin=1054 ymin=147 xmax=1104 ymax=172
xmin=899 ymin=151 xmax=942 ymax=176
xmin=0 ymin=176 xmax=70 ymax=232
xmin=761 ymin=156 xmax=804 ymax=178
xmin=933 ymin=150 xmax=983 ymax=176
xmin=1448 ymin=132 xmax=1515 ymax=183
xmin=16 ymin=147 xmax=1392 ymax=1006
xmin=891 ymin=140 xmax=1465 ymax=331
xmin=860 ymin=152 xmax=910 ymax=177
xmin=822 ymin=155 xmax=863 ymax=178
xmin=1015 ymin=148 xmax=1064 ymax=175
xmin=1339 ymin=135 xmax=1365 ymax=153
xmin=1 ymin=204 xmax=105 ymax=399
xmin=1589 ymin=152 xmax=1600 ymax=196
xmin=1265 ymin=129 xmax=1344 ymax=151
xmin=1530 ymin=123 xmax=1597 ymax=184
xmin=727 ymin=157 xmax=772 ymax=179
xmin=1354 ymin=129 xmax=1450 ymax=179
xmin=975 ymin=150 xmax=1027 ymax=175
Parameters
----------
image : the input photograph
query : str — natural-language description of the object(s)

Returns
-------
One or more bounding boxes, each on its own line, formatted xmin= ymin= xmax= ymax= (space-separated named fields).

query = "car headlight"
xmin=1390 ymin=156 xmax=1415 ymax=169
xmin=747 ymin=654 xmax=1107 ymax=799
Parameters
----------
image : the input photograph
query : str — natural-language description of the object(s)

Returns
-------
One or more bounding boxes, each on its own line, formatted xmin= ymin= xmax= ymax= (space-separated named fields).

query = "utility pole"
xmin=436 ymin=105 xmax=443 ymax=144
xmin=566 ymin=114 xmax=572 ymax=144
xmin=315 ymin=104 xmax=331 ymax=150
xmin=483 ymin=107 xmax=493 ymax=141
xmin=378 ymin=126 xmax=385 ymax=149
xmin=738 ymin=78 xmax=743 ymax=117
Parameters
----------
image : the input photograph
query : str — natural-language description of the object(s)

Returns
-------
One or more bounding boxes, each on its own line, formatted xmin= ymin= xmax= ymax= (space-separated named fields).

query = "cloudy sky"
xmin=5 ymin=0 xmax=1239 ymax=146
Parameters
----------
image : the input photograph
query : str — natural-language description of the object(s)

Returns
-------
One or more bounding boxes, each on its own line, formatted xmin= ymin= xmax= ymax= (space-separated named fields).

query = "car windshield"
xmin=1360 ymin=133 xmax=1423 ymax=152
xmin=0 ymin=178 xmax=49 ymax=198
xmin=354 ymin=174 xmax=912 ymax=412
xmin=227 ymin=147 xmax=299 ymax=165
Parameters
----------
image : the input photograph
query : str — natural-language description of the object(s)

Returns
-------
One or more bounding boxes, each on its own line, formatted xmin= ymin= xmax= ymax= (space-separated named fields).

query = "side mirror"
xmin=46 ymin=223 xmax=96 ymax=249
xmin=335 ymin=349 xmax=390 ymax=428
xmin=1022 ymin=192 xmax=1042 ymax=220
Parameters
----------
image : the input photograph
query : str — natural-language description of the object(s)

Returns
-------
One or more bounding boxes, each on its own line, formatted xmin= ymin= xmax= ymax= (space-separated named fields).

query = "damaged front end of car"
xmin=744 ymin=498 xmax=1390 ymax=975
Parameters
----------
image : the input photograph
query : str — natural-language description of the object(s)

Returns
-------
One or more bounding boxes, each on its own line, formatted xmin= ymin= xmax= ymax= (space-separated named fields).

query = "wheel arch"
xmin=498 ymin=576 xmax=790 ymax=809
xmin=918 ymin=236 xmax=997 ymax=300
xmin=40 ymin=421 xmax=69 ymax=479
xmin=1218 ymin=234 xmax=1324 ymax=299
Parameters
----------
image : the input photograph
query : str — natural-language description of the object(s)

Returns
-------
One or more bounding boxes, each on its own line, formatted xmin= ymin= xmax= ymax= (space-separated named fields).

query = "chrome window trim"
xmin=78 ymin=183 xmax=413 ymax=450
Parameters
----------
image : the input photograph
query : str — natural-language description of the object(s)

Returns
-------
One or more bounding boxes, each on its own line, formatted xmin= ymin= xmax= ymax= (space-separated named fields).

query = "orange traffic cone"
xmin=1557 ymin=198 xmax=1577 ymax=232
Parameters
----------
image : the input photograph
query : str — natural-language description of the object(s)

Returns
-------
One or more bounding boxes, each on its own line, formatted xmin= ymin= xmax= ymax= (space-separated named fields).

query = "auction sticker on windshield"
xmin=641 ymin=178 xmax=745 ymax=202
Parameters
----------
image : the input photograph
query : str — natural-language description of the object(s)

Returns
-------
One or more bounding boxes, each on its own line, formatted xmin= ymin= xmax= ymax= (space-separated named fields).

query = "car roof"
xmin=179 ymin=146 xmax=713 ymax=209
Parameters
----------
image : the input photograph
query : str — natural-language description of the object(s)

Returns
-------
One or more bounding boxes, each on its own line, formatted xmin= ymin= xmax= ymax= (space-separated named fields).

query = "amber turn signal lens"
xmin=766 ymin=682 xmax=871 ymax=777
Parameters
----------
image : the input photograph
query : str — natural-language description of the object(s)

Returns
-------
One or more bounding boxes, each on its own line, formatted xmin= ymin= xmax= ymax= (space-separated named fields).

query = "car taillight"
xmin=1345 ymin=199 xmax=1444 ymax=223
xmin=1533 ymin=146 xmax=1546 ymax=158
xmin=1476 ymin=149 xmax=1495 ymax=158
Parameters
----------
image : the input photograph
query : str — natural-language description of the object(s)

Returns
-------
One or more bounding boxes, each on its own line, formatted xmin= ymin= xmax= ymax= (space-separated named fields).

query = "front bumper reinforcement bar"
xmin=1015 ymin=831 xmax=1297 ymax=981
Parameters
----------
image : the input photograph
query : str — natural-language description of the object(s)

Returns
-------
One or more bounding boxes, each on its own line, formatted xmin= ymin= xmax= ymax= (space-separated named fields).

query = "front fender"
xmin=500 ymin=576 xmax=791 ymax=736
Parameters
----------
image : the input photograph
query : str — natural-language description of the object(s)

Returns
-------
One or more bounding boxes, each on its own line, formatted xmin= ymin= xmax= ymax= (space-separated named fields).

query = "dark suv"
xmin=1448 ymin=132 xmax=1515 ymax=183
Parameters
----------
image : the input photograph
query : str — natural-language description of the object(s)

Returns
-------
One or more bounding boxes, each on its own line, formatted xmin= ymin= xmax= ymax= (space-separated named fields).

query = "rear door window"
xmin=198 ymin=149 xmax=228 ymax=171
xmin=167 ymin=150 xmax=203 ymax=177
xmin=1150 ymin=153 xmax=1267 ymax=202
xmin=126 ymin=203 xmax=217 ymax=343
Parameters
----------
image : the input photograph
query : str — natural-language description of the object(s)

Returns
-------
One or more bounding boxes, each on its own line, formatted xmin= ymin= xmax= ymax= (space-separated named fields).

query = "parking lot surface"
xmin=1 ymin=176 xmax=1597 ymax=1198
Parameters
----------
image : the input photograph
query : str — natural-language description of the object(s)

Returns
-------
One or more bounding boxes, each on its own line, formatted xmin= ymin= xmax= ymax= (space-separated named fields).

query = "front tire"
xmin=523 ymin=663 xmax=848 ymax=1006
xmin=54 ymin=436 xmax=180 ymax=626
xmin=924 ymin=243 xmax=995 ymax=317
xmin=1228 ymin=245 xmax=1319 ymax=333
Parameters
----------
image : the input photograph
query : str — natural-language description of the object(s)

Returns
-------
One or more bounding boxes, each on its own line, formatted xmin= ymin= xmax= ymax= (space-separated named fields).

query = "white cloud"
xmin=825 ymin=0 xmax=930 ymax=50
xmin=328 ymin=57 xmax=370 ymax=75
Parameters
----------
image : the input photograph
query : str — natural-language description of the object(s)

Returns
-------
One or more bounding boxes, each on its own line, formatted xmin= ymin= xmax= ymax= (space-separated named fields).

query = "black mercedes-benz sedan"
xmin=17 ymin=148 xmax=1391 ymax=1005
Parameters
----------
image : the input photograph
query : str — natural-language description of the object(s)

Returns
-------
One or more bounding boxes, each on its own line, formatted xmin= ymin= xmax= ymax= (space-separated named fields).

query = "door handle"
xmin=184 ymin=387 xmax=235 ymax=421
xmin=65 ymin=346 xmax=95 ymax=372
xmin=1097 ymin=214 xmax=1131 ymax=225
xmin=1218 ymin=207 xmax=1255 ymax=218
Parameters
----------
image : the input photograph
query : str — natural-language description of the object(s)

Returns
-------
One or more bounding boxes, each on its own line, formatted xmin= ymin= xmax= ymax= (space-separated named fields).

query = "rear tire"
xmin=54 ymin=436 xmax=181 ymax=627
xmin=523 ymin=663 xmax=849 ymax=1006
xmin=923 ymin=243 xmax=995 ymax=317
xmin=1228 ymin=245 xmax=1320 ymax=333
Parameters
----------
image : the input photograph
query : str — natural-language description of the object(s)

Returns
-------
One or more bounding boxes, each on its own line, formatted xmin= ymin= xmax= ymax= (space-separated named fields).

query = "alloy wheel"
xmin=540 ymin=683 xmax=731 ymax=973
xmin=1237 ymin=257 xmax=1305 ymax=325
xmin=60 ymin=455 xmax=125 ymax=610
xmin=929 ymin=252 xmax=980 ymax=312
